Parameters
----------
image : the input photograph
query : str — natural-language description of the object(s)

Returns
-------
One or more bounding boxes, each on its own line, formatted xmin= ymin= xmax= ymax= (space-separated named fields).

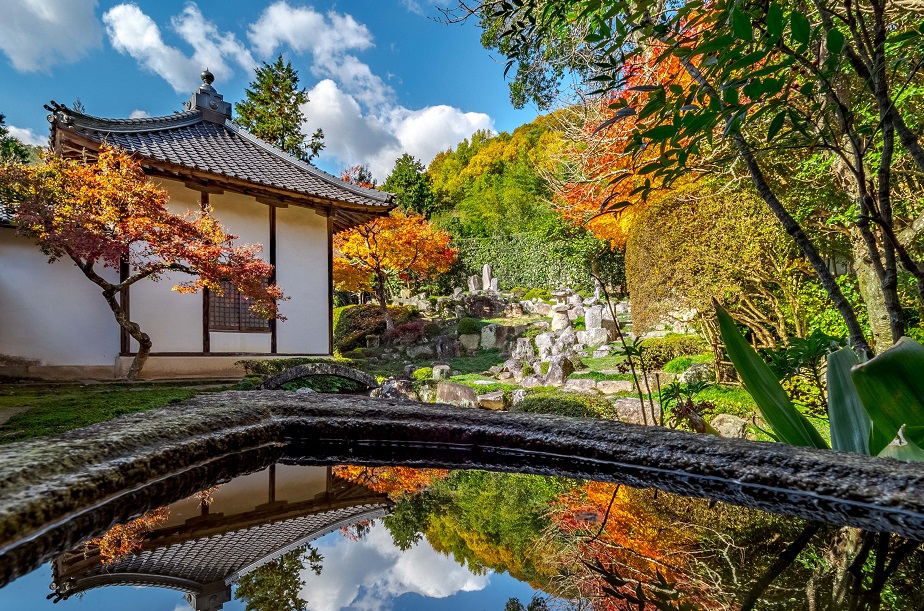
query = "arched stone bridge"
xmin=259 ymin=363 xmax=379 ymax=391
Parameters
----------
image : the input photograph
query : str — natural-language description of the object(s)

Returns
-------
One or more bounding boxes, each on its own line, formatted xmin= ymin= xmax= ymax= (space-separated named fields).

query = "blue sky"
xmin=0 ymin=0 xmax=540 ymax=180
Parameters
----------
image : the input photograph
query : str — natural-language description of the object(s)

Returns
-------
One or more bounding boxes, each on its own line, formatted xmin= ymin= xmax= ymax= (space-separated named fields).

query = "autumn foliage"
xmin=332 ymin=465 xmax=449 ymax=498
xmin=85 ymin=506 xmax=170 ymax=564
xmin=0 ymin=147 xmax=283 ymax=378
xmin=333 ymin=210 xmax=457 ymax=328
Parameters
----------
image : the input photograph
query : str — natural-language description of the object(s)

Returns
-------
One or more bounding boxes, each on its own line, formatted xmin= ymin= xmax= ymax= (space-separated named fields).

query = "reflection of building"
xmin=50 ymin=465 xmax=391 ymax=611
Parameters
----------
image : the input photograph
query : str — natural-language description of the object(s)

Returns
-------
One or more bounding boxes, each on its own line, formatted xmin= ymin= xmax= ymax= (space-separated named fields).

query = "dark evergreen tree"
xmin=0 ymin=114 xmax=30 ymax=163
xmin=234 ymin=545 xmax=322 ymax=611
xmin=383 ymin=153 xmax=435 ymax=217
xmin=235 ymin=55 xmax=324 ymax=162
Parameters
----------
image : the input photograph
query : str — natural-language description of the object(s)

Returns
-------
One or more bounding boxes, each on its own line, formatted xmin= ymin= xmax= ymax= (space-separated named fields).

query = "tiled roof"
xmin=48 ymin=105 xmax=393 ymax=211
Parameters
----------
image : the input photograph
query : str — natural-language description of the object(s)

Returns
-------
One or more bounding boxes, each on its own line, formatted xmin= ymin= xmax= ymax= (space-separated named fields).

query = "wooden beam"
xmin=327 ymin=211 xmax=335 ymax=356
xmin=255 ymin=196 xmax=289 ymax=208
xmin=269 ymin=205 xmax=277 ymax=355
xmin=184 ymin=181 xmax=224 ymax=194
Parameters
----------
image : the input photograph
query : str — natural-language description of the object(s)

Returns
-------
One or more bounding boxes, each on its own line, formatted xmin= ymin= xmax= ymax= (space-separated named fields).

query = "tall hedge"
xmin=451 ymin=232 xmax=624 ymax=293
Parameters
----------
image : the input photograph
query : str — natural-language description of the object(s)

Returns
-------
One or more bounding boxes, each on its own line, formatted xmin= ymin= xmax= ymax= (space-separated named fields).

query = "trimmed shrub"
xmin=333 ymin=304 xmax=417 ymax=352
xmin=522 ymin=288 xmax=552 ymax=301
xmin=640 ymin=334 xmax=708 ymax=370
xmin=423 ymin=321 xmax=443 ymax=339
xmin=412 ymin=367 xmax=433 ymax=381
xmin=511 ymin=389 xmax=616 ymax=419
xmin=457 ymin=317 xmax=481 ymax=335
xmin=281 ymin=375 xmax=363 ymax=394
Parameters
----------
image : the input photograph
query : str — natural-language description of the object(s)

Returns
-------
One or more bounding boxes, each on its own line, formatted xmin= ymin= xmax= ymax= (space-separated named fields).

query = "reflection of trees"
xmin=84 ymin=507 xmax=170 ymax=564
xmin=332 ymin=465 xmax=449 ymax=497
xmin=234 ymin=545 xmax=323 ymax=611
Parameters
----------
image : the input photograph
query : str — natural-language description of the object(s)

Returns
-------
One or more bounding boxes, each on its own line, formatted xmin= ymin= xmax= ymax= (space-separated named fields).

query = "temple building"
xmin=0 ymin=71 xmax=394 ymax=379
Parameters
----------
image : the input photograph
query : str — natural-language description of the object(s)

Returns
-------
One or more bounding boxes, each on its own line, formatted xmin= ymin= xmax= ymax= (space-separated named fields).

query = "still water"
xmin=0 ymin=462 xmax=921 ymax=610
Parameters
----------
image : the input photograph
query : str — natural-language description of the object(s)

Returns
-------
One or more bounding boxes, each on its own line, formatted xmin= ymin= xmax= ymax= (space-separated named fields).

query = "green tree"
xmin=0 ymin=114 xmax=30 ymax=163
xmin=383 ymin=153 xmax=435 ymax=216
xmin=234 ymin=546 xmax=322 ymax=611
xmin=235 ymin=55 xmax=324 ymax=162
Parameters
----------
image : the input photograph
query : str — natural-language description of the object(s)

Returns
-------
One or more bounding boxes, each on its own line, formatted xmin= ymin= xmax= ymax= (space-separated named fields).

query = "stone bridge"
xmin=260 ymin=363 xmax=379 ymax=391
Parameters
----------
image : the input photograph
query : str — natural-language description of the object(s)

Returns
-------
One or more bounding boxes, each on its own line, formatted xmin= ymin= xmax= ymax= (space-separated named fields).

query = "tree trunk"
xmin=375 ymin=271 xmax=395 ymax=330
xmin=101 ymin=288 xmax=152 ymax=380
xmin=852 ymin=233 xmax=894 ymax=351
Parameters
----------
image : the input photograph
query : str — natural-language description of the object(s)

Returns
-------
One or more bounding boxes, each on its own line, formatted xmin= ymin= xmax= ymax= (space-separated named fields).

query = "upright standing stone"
xmin=482 ymin=264 xmax=492 ymax=291
xmin=545 ymin=354 xmax=575 ymax=387
xmin=585 ymin=305 xmax=603 ymax=330
xmin=490 ymin=278 xmax=499 ymax=292
xmin=453 ymin=287 xmax=464 ymax=297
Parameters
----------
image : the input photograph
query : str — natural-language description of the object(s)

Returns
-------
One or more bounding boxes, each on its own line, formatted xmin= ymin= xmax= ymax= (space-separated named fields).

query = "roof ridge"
xmin=224 ymin=121 xmax=393 ymax=204
xmin=48 ymin=102 xmax=204 ymax=133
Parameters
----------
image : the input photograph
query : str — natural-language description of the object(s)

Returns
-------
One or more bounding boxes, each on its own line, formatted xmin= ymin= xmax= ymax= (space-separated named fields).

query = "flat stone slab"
xmin=1 ymin=391 xmax=924 ymax=586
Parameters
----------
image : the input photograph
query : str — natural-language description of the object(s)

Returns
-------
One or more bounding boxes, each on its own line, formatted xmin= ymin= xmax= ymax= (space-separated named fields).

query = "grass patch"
xmin=662 ymin=353 xmax=713 ymax=373
xmin=449 ymin=374 xmax=518 ymax=395
xmin=448 ymin=349 xmax=505 ymax=375
xmin=583 ymin=354 xmax=627 ymax=371
xmin=570 ymin=371 xmax=635 ymax=382
xmin=0 ymin=383 xmax=229 ymax=444
xmin=511 ymin=389 xmax=616 ymax=419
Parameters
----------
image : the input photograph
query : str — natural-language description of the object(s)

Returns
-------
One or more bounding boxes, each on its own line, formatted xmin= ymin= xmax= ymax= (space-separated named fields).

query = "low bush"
xmin=412 ymin=367 xmax=433 ymax=381
xmin=236 ymin=357 xmax=356 ymax=377
xmin=640 ymin=334 xmax=708 ymax=370
xmin=333 ymin=304 xmax=417 ymax=352
xmin=457 ymin=317 xmax=482 ymax=335
xmin=383 ymin=320 xmax=426 ymax=344
xmin=281 ymin=375 xmax=363 ymax=394
xmin=662 ymin=353 xmax=714 ymax=374
xmin=423 ymin=321 xmax=443 ymax=338
xmin=522 ymin=288 xmax=551 ymax=301
xmin=512 ymin=389 xmax=616 ymax=419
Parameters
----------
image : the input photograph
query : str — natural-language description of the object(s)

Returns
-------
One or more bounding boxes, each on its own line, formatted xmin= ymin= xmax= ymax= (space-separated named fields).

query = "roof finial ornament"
xmin=201 ymin=68 xmax=214 ymax=86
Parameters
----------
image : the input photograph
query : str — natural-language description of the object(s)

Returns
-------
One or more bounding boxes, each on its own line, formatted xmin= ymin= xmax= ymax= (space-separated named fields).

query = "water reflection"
xmin=3 ymin=463 xmax=922 ymax=610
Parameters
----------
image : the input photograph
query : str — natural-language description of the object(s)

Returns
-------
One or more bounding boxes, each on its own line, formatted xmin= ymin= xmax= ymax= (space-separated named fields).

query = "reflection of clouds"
xmin=301 ymin=522 xmax=490 ymax=611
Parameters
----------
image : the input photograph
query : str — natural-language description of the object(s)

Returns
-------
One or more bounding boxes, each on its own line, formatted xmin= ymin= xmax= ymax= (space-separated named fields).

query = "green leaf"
xmin=791 ymin=12 xmax=811 ymax=46
xmin=877 ymin=435 xmax=924 ymax=462
xmin=766 ymin=3 xmax=784 ymax=39
xmin=826 ymin=28 xmax=845 ymax=54
xmin=766 ymin=110 xmax=786 ymax=141
xmin=826 ymin=347 xmax=871 ymax=454
xmin=715 ymin=303 xmax=828 ymax=448
xmin=851 ymin=337 xmax=924 ymax=455
xmin=641 ymin=124 xmax=678 ymax=140
xmin=731 ymin=8 xmax=753 ymax=42
xmin=723 ymin=87 xmax=740 ymax=105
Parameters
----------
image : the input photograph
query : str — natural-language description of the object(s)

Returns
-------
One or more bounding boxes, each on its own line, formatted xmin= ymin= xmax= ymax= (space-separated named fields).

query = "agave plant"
xmin=715 ymin=303 xmax=924 ymax=461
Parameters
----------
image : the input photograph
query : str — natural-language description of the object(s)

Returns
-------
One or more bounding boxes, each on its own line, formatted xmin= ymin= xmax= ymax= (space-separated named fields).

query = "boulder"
xmin=593 ymin=346 xmax=613 ymax=358
xmin=467 ymin=275 xmax=480 ymax=292
xmin=534 ymin=333 xmax=555 ymax=359
xmin=679 ymin=362 xmax=716 ymax=385
xmin=505 ymin=302 xmax=524 ymax=317
xmin=711 ymin=414 xmax=749 ymax=438
xmin=511 ymin=388 xmax=527 ymax=405
xmin=504 ymin=358 xmax=526 ymax=380
xmin=478 ymin=390 xmax=507 ymax=410
xmin=585 ymin=305 xmax=603 ymax=330
xmin=577 ymin=328 xmax=610 ymax=349
xmin=403 ymin=364 xmax=419 ymax=376
xmin=569 ymin=293 xmax=583 ymax=307
xmin=568 ymin=306 xmax=585 ymax=321
xmin=490 ymin=278 xmax=499 ymax=292
xmin=407 ymin=344 xmax=435 ymax=359
xmin=459 ymin=333 xmax=481 ymax=353
xmin=436 ymin=382 xmax=478 ymax=408
xmin=372 ymin=377 xmax=419 ymax=402
xmin=520 ymin=375 xmax=547 ymax=388
xmin=597 ymin=380 xmax=636 ymax=395
xmin=512 ymin=337 xmax=535 ymax=361
xmin=453 ymin=287 xmax=464 ymax=297
xmin=550 ymin=311 xmax=571 ymax=332
xmin=535 ymin=303 xmax=552 ymax=316
xmin=564 ymin=378 xmax=597 ymax=393
xmin=434 ymin=335 xmax=458 ymax=360
xmin=498 ymin=371 xmax=514 ymax=381
xmin=432 ymin=364 xmax=451 ymax=380
xmin=545 ymin=355 xmax=575 ymax=387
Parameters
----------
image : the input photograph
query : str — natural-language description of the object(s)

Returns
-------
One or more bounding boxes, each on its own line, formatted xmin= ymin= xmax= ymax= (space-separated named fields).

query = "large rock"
xmin=568 ymin=293 xmax=583 ymax=307
xmin=545 ymin=355 xmax=575 ymax=387
xmin=679 ymin=362 xmax=716 ymax=385
xmin=511 ymin=388 xmax=527 ymax=405
xmin=711 ymin=414 xmax=749 ymax=438
xmin=585 ymin=305 xmax=603 ymax=330
xmin=564 ymin=378 xmax=597 ymax=393
xmin=482 ymin=264 xmax=493 ymax=291
xmin=477 ymin=390 xmax=507 ymax=410
xmin=550 ymin=311 xmax=571 ymax=332
xmin=577 ymin=328 xmax=610 ymax=349
xmin=505 ymin=303 xmax=524 ymax=317
xmin=434 ymin=335 xmax=458 ymax=360
xmin=597 ymin=380 xmax=635 ymax=395
xmin=372 ymin=377 xmax=419 ymax=402
xmin=512 ymin=337 xmax=535 ymax=361
xmin=520 ymin=375 xmax=546 ymax=388
xmin=407 ymin=344 xmax=435 ymax=359
xmin=436 ymin=382 xmax=478 ymax=408
xmin=535 ymin=303 xmax=552 ymax=316
xmin=593 ymin=346 xmax=613 ymax=358
xmin=432 ymin=364 xmax=451 ymax=380
xmin=459 ymin=333 xmax=481 ymax=353
xmin=534 ymin=333 xmax=555 ymax=359
xmin=568 ymin=306 xmax=584 ymax=321
xmin=467 ymin=275 xmax=480 ymax=292
xmin=504 ymin=358 xmax=526 ymax=381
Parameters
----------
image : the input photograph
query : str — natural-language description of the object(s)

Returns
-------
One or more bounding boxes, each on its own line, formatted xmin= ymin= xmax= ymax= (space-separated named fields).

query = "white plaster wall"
xmin=208 ymin=189 xmax=273 ymax=353
xmin=276 ymin=205 xmax=330 ymax=354
xmin=128 ymin=178 xmax=203 ymax=353
xmin=0 ymin=229 xmax=120 ymax=366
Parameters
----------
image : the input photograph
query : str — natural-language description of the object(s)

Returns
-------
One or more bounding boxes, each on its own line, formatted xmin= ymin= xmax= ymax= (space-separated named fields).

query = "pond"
xmin=0 ymin=458 xmax=921 ymax=611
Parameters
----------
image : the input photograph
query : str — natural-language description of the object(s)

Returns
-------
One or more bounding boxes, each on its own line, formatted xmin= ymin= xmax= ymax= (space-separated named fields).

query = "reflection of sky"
xmin=0 ymin=524 xmax=538 ymax=611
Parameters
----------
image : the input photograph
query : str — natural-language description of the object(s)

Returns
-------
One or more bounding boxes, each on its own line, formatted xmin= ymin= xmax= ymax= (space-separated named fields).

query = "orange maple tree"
xmin=0 ymin=147 xmax=283 ymax=379
xmin=332 ymin=465 xmax=449 ymax=498
xmin=553 ymin=47 xmax=697 ymax=246
xmin=333 ymin=210 xmax=457 ymax=329
xmin=339 ymin=164 xmax=377 ymax=189
xmin=86 ymin=506 xmax=170 ymax=564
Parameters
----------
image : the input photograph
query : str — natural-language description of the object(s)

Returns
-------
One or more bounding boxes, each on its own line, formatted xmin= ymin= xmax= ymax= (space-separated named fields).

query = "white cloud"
xmin=0 ymin=0 xmax=102 ymax=72
xmin=129 ymin=109 xmax=150 ymax=119
xmin=307 ymin=80 xmax=493 ymax=181
xmin=300 ymin=522 xmax=489 ymax=611
xmin=103 ymin=3 xmax=254 ymax=94
xmin=6 ymin=125 xmax=46 ymax=146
